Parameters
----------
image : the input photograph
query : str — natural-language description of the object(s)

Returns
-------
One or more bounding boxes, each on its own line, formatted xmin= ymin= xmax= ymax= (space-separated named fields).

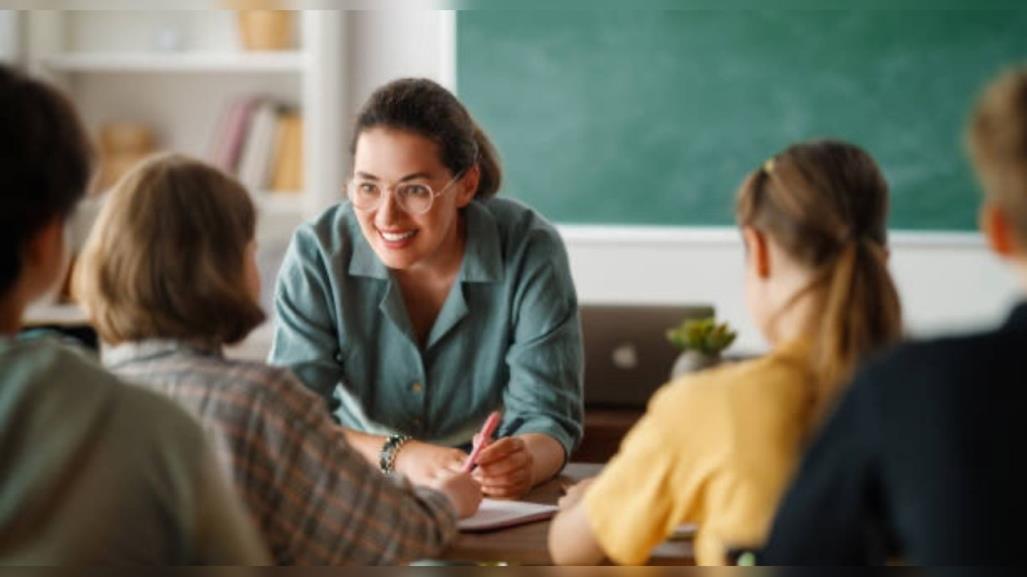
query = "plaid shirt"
xmin=104 ymin=339 xmax=458 ymax=565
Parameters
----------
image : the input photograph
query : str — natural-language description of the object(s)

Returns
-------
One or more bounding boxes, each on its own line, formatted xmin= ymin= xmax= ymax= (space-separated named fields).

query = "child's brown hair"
xmin=75 ymin=153 xmax=264 ymax=345
xmin=736 ymin=140 xmax=903 ymax=417
xmin=968 ymin=65 xmax=1027 ymax=241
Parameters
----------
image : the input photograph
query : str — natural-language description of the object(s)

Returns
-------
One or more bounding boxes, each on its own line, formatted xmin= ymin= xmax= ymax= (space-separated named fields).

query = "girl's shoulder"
xmin=650 ymin=350 xmax=812 ymax=418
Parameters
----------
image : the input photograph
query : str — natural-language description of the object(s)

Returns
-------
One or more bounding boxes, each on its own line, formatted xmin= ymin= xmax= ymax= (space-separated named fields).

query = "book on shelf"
xmin=211 ymin=97 xmax=261 ymax=174
xmin=210 ymin=96 xmax=304 ymax=197
xmin=271 ymin=109 xmax=303 ymax=193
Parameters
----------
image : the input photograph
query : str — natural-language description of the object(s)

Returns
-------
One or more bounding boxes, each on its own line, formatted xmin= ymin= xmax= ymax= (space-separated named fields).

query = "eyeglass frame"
xmin=346 ymin=170 xmax=467 ymax=216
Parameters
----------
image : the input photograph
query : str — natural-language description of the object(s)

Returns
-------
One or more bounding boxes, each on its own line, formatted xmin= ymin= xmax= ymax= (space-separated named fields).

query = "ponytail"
xmin=737 ymin=140 xmax=903 ymax=420
xmin=812 ymin=239 xmax=902 ymax=417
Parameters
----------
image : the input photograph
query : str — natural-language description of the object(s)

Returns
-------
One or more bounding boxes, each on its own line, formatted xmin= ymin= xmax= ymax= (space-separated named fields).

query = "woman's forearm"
xmin=342 ymin=427 xmax=389 ymax=466
xmin=520 ymin=432 xmax=566 ymax=486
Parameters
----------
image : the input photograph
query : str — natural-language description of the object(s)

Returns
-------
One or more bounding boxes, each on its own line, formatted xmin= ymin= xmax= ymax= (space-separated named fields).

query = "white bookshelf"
xmin=24 ymin=10 xmax=346 ymax=228
xmin=17 ymin=10 xmax=347 ymax=345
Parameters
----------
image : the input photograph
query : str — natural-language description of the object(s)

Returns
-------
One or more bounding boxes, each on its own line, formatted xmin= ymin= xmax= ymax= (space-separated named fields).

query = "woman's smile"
xmin=377 ymin=227 xmax=419 ymax=249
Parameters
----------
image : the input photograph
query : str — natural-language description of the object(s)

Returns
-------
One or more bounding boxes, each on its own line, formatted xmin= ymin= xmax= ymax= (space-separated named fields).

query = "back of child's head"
xmin=736 ymin=140 xmax=903 ymax=414
xmin=0 ymin=64 xmax=93 ymax=298
xmin=75 ymin=153 xmax=264 ymax=346
xmin=969 ymin=65 xmax=1027 ymax=241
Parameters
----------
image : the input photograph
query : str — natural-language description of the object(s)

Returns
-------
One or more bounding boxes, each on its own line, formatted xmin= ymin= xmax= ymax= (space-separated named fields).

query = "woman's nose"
xmin=375 ymin=187 xmax=401 ymax=226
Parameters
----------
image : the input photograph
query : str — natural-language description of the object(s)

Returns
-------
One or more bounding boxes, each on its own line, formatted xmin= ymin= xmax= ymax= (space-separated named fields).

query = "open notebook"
xmin=457 ymin=498 xmax=559 ymax=532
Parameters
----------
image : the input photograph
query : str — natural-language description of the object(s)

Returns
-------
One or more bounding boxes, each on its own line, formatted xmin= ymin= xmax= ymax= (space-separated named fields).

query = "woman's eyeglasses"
xmin=347 ymin=171 xmax=465 ymax=215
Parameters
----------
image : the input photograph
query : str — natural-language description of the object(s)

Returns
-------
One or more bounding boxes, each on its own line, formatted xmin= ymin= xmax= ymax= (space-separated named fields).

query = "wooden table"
xmin=437 ymin=463 xmax=694 ymax=565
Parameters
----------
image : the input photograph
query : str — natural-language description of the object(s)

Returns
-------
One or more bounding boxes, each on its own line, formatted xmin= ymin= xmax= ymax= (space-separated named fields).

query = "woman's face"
xmin=350 ymin=127 xmax=476 ymax=271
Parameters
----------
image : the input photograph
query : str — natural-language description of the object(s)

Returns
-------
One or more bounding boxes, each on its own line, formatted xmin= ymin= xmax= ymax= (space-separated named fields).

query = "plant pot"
xmin=670 ymin=350 xmax=721 ymax=380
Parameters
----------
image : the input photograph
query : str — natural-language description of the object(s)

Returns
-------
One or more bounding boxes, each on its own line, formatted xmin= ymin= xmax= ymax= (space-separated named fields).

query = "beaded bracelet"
xmin=378 ymin=434 xmax=412 ymax=474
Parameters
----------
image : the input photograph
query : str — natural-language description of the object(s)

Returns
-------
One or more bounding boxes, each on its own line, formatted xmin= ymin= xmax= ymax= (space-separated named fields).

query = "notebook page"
xmin=458 ymin=498 xmax=559 ymax=532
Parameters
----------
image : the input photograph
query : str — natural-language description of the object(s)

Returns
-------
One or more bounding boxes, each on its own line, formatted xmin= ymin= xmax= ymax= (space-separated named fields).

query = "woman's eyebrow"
xmin=398 ymin=172 xmax=432 ymax=182
xmin=354 ymin=171 xmax=433 ymax=182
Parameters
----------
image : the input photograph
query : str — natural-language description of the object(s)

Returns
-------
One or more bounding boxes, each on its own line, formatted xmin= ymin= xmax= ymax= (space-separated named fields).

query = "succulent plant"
xmin=666 ymin=317 xmax=737 ymax=356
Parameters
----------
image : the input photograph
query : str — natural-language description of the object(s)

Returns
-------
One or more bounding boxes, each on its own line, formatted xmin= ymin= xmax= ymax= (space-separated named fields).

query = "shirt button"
xmin=411 ymin=382 xmax=423 ymax=394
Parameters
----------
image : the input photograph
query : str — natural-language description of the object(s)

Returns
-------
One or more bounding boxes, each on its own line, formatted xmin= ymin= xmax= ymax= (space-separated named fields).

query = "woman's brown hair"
xmin=74 ymin=153 xmax=264 ymax=346
xmin=352 ymin=78 xmax=503 ymax=198
xmin=736 ymin=140 xmax=903 ymax=416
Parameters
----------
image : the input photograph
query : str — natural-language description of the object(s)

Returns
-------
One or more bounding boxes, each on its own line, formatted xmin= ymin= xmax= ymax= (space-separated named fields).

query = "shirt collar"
xmin=103 ymin=338 xmax=222 ymax=369
xmin=460 ymin=200 xmax=503 ymax=284
xmin=346 ymin=200 xmax=504 ymax=284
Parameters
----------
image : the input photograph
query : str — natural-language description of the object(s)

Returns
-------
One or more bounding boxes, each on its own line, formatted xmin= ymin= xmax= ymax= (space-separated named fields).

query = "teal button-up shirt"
xmin=268 ymin=197 xmax=583 ymax=455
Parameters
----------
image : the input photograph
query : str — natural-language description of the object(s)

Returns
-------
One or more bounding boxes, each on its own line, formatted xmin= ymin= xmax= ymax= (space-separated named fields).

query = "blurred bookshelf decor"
xmin=27 ymin=10 xmax=344 ymax=222
xmin=22 ymin=10 xmax=346 ymax=340
xmin=211 ymin=97 xmax=304 ymax=199
xmin=236 ymin=10 xmax=295 ymax=51
xmin=96 ymin=122 xmax=155 ymax=192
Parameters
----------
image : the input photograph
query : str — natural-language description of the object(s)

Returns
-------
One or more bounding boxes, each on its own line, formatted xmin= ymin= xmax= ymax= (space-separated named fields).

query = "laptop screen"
xmin=581 ymin=304 xmax=715 ymax=409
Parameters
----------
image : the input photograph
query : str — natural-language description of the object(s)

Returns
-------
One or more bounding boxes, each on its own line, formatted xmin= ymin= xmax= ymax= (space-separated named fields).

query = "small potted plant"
xmin=666 ymin=317 xmax=737 ymax=379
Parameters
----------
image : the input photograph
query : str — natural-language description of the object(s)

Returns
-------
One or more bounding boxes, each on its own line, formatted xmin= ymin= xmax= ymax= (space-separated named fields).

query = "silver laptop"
xmin=581 ymin=304 xmax=715 ymax=409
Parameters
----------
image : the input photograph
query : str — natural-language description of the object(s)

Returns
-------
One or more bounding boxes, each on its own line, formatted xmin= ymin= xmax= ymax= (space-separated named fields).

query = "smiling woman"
xmin=268 ymin=78 xmax=584 ymax=499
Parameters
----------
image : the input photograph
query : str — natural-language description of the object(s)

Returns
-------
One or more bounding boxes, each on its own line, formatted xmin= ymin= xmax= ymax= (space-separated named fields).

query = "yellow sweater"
xmin=585 ymin=341 xmax=815 ymax=565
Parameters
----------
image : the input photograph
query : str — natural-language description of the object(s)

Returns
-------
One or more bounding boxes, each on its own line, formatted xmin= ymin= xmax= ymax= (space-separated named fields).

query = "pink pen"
xmin=462 ymin=410 xmax=502 ymax=473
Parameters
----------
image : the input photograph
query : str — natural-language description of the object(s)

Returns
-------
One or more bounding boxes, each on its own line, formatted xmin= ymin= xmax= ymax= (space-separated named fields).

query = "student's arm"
xmin=251 ymin=371 xmax=470 ymax=564
xmin=548 ymin=478 xmax=605 ymax=564
xmin=760 ymin=372 xmax=889 ymax=565
xmin=268 ymin=227 xmax=345 ymax=417
xmin=549 ymin=380 xmax=719 ymax=565
xmin=489 ymin=231 xmax=584 ymax=497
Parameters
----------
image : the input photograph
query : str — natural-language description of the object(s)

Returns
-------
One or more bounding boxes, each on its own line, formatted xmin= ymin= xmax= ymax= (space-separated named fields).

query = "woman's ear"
xmin=742 ymin=226 xmax=772 ymax=279
xmin=454 ymin=164 xmax=480 ymax=208
xmin=980 ymin=200 xmax=1020 ymax=259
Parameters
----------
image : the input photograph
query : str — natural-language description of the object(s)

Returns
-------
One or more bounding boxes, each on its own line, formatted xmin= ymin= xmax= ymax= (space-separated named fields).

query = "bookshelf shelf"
xmin=255 ymin=192 xmax=307 ymax=218
xmin=42 ymin=51 xmax=306 ymax=73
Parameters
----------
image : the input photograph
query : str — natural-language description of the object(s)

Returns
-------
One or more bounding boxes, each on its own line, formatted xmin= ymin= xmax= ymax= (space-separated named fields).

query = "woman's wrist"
xmin=379 ymin=434 xmax=413 ymax=474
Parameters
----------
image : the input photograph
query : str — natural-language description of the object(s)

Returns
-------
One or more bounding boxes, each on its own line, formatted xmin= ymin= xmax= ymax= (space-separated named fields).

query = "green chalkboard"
xmin=457 ymin=10 xmax=1027 ymax=230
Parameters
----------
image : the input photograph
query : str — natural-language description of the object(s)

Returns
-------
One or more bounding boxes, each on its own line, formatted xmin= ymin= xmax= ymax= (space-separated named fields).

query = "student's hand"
xmin=428 ymin=471 xmax=483 ymax=518
xmin=394 ymin=441 xmax=468 ymax=486
xmin=472 ymin=436 xmax=534 ymax=499
xmin=557 ymin=477 xmax=595 ymax=510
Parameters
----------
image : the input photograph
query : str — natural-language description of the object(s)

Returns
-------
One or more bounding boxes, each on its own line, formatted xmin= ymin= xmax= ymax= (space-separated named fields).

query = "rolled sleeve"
xmin=502 ymin=233 xmax=584 ymax=457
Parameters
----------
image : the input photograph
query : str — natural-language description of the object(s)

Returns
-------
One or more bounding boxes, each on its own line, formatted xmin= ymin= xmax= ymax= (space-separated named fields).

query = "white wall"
xmin=561 ymin=226 xmax=1023 ymax=354
xmin=345 ymin=11 xmax=453 ymax=108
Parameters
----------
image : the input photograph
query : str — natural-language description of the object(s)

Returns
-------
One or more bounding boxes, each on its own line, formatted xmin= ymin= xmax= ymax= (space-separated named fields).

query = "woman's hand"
xmin=393 ymin=440 xmax=468 ymax=486
xmin=472 ymin=436 xmax=535 ymax=499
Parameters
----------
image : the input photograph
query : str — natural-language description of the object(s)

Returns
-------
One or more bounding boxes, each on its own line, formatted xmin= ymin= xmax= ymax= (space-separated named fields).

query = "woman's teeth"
xmin=380 ymin=230 xmax=416 ymax=242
